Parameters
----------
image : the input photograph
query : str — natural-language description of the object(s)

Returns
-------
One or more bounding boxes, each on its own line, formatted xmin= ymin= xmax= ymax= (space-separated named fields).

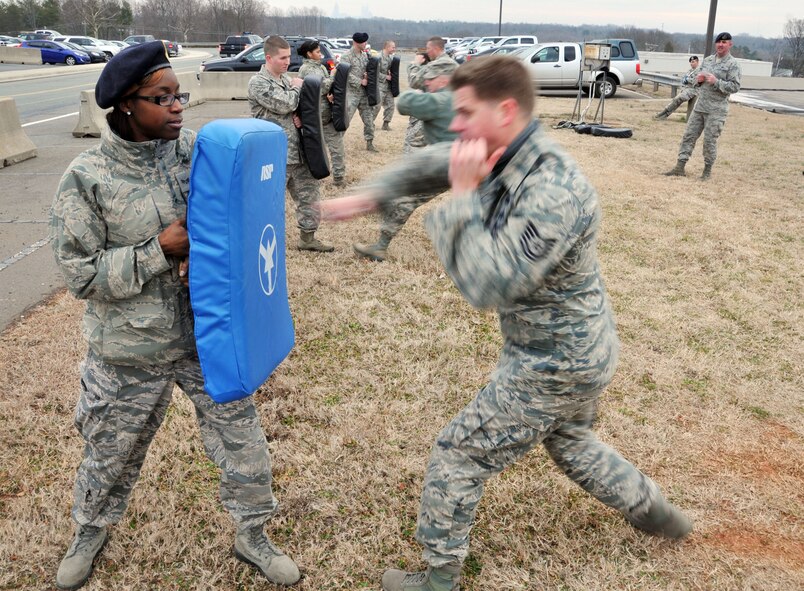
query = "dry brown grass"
xmin=1 ymin=88 xmax=802 ymax=590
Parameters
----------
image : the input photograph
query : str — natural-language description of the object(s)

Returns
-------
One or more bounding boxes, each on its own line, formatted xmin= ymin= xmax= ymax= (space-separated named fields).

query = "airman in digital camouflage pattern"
xmin=353 ymin=59 xmax=458 ymax=262
xmin=340 ymin=32 xmax=378 ymax=152
xmin=249 ymin=35 xmax=334 ymax=251
xmin=322 ymin=56 xmax=692 ymax=591
xmin=654 ymin=55 xmax=701 ymax=119
xmin=665 ymin=33 xmax=741 ymax=180
xmin=298 ymin=39 xmax=347 ymax=186
xmin=376 ymin=40 xmax=398 ymax=131
xmin=52 ymin=41 xmax=299 ymax=591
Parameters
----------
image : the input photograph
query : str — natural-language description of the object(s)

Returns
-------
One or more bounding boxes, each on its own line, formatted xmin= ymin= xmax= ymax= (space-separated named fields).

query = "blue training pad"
xmin=188 ymin=118 xmax=294 ymax=403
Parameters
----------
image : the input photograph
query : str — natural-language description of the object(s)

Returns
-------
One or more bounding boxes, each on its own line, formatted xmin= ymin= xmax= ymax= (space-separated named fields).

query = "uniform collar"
xmin=101 ymin=126 xmax=174 ymax=165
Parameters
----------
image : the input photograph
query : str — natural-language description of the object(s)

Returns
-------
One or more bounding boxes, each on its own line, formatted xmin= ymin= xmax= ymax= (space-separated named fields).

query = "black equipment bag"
xmin=389 ymin=56 xmax=401 ymax=97
xmin=298 ymin=76 xmax=330 ymax=179
xmin=331 ymin=62 xmax=350 ymax=132
xmin=365 ymin=56 xmax=381 ymax=106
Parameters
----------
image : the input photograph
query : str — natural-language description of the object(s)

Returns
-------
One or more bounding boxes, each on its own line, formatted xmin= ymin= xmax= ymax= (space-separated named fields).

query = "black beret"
xmin=689 ymin=55 xmax=699 ymax=62
xmin=715 ymin=32 xmax=732 ymax=42
xmin=352 ymin=32 xmax=369 ymax=43
xmin=95 ymin=41 xmax=171 ymax=108
xmin=297 ymin=39 xmax=319 ymax=57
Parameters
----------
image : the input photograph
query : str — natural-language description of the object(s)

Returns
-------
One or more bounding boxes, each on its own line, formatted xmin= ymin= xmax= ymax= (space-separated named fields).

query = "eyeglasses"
xmin=130 ymin=93 xmax=190 ymax=107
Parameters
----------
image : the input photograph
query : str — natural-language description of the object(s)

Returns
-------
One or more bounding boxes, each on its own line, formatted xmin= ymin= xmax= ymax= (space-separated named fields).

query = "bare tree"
xmin=61 ymin=0 xmax=121 ymax=37
xmin=166 ymin=0 xmax=201 ymax=43
xmin=783 ymin=17 xmax=804 ymax=77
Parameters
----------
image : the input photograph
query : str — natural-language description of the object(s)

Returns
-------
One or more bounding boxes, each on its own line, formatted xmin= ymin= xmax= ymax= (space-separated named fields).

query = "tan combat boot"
xmin=367 ymin=140 xmax=379 ymax=153
xmin=56 ymin=525 xmax=108 ymax=590
xmin=382 ymin=563 xmax=461 ymax=591
xmin=664 ymin=160 xmax=686 ymax=176
xmin=382 ymin=121 xmax=392 ymax=131
xmin=700 ymin=163 xmax=712 ymax=180
xmin=353 ymin=240 xmax=388 ymax=261
xmin=233 ymin=526 xmax=300 ymax=586
xmin=298 ymin=231 xmax=334 ymax=252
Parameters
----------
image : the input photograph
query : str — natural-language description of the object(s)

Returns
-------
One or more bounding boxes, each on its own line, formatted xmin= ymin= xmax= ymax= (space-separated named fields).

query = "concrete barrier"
xmin=176 ymin=72 xmax=205 ymax=106
xmin=0 ymin=97 xmax=37 ymax=167
xmin=199 ymin=72 xmax=254 ymax=100
xmin=72 ymin=89 xmax=110 ymax=138
xmin=0 ymin=46 xmax=42 ymax=65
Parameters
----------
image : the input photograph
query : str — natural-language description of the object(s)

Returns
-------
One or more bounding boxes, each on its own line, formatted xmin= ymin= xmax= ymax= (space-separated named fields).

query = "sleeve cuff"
xmin=138 ymin=236 xmax=171 ymax=278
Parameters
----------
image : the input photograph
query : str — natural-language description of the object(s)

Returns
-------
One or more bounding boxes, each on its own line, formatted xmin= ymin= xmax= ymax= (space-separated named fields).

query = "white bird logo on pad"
xmin=258 ymin=224 xmax=278 ymax=296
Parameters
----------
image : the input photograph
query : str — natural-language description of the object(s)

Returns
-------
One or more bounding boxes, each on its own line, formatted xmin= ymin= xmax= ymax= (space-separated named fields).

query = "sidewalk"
xmin=0 ymin=100 xmax=250 ymax=331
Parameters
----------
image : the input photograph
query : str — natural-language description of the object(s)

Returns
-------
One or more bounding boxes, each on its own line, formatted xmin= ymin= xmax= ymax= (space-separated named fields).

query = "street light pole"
xmin=705 ymin=0 xmax=718 ymax=57
xmin=498 ymin=0 xmax=503 ymax=36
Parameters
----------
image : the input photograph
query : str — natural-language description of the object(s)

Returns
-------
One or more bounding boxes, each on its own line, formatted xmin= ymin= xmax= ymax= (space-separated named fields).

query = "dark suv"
xmin=199 ymin=36 xmax=335 ymax=76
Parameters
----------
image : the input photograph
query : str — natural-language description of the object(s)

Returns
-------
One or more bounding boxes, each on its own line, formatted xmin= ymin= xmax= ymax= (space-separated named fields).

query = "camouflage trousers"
xmin=416 ymin=348 xmax=664 ymax=567
xmin=403 ymin=117 xmax=426 ymax=154
xmin=677 ymin=110 xmax=726 ymax=165
xmin=286 ymin=162 xmax=321 ymax=232
xmin=322 ymin=121 xmax=346 ymax=179
xmin=374 ymin=86 xmax=395 ymax=124
xmin=377 ymin=192 xmax=442 ymax=246
xmin=346 ymin=90 xmax=376 ymax=141
xmin=71 ymin=350 xmax=277 ymax=530
xmin=664 ymin=88 xmax=697 ymax=115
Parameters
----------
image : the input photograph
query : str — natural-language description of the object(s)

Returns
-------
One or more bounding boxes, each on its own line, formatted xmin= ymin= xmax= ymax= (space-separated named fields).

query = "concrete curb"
xmin=0 ymin=97 xmax=37 ymax=167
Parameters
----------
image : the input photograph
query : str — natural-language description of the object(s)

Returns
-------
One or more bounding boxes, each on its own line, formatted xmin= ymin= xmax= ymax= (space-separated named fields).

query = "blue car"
xmin=21 ymin=40 xmax=91 ymax=65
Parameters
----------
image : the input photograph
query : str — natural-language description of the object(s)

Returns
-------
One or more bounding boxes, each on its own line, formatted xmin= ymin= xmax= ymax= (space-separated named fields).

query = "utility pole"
xmin=498 ymin=0 xmax=503 ymax=36
xmin=704 ymin=0 xmax=718 ymax=57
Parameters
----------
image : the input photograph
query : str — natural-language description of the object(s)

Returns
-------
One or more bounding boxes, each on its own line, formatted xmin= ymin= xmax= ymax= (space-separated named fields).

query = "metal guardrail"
xmin=639 ymin=72 xmax=683 ymax=97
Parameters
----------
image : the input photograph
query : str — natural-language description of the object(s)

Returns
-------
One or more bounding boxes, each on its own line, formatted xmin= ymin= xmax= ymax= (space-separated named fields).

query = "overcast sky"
xmin=321 ymin=0 xmax=799 ymax=38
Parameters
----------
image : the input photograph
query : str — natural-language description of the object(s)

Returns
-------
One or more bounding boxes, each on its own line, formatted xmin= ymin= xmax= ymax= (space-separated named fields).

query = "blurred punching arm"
xmin=320 ymin=143 xmax=452 ymax=221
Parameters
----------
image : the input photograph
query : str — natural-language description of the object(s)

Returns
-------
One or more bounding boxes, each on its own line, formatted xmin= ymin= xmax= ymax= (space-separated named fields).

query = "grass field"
xmin=0 ymin=84 xmax=802 ymax=590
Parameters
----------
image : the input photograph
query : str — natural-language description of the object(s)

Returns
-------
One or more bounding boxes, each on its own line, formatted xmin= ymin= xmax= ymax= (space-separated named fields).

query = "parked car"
xmin=0 ymin=35 xmax=23 ymax=46
xmin=199 ymin=36 xmax=335 ymax=77
xmin=21 ymin=40 xmax=90 ymax=65
xmin=492 ymin=35 xmax=538 ymax=48
xmin=124 ymin=35 xmax=156 ymax=45
xmin=54 ymin=36 xmax=120 ymax=59
xmin=103 ymin=40 xmax=131 ymax=50
xmin=318 ymin=38 xmax=342 ymax=63
xmin=162 ymin=40 xmax=180 ymax=57
xmin=514 ymin=39 xmax=641 ymax=98
xmin=62 ymin=41 xmax=106 ymax=63
xmin=464 ymin=44 xmax=533 ymax=62
xmin=18 ymin=32 xmax=51 ymax=41
xmin=34 ymin=29 xmax=61 ymax=38
xmin=218 ymin=34 xmax=263 ymax=58
xmin=329 ymin=38 xmax=352 ymax=50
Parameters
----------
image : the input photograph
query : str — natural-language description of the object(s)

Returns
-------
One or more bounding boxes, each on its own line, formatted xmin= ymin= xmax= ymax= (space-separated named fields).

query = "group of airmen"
xmin=246 ymin=33 xmax=463 ymax=260
xmin=50 ymin=30 xmax=744 ymax=591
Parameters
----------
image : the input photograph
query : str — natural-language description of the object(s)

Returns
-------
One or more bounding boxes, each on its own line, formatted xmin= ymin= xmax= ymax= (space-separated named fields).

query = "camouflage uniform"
xmin=407 ymin=53 xmax=459 ymax=91
xmin=249 ymin=64 xmax=321 ymax=231
xmin=660 ymin=65 xmax=701 ymax=116
xmin=298 ymin=58 xmax=346 ymax=180
xmin=51 ymin=127 xmax=277 ymax=531
xmin=676 ymin=53 xmax=741 ymax=166
xmin=362 ymin=123 xmax=678 ymax=567
xmin=339 ymin=46 xmax=375 ymax=142
xmin=375 ymin=51 xmax=396 ymax=125
xmin=375 ymin=90 xmax=457 ymax=244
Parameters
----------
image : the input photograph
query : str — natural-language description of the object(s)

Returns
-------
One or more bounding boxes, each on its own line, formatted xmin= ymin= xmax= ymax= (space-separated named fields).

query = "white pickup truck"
xmin=515 ymin=39 xmax=641 ymax=98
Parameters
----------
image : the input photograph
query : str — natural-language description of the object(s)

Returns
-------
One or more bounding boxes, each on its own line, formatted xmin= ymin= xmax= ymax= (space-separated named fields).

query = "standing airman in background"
xmin=407 ymin=36 xmax=458 ymax=91
xmin=654 ymin=55 xmax=701 ymax=119
xmin=340 ymin=32 xmax=378 ymax=152
xmin=376 ymin=40 xmax=397 ymax=131
xmin=354 ymin=60 xmax=458 ymax=262
xmin=665 ymin=32 xmax=741 ymax=180
xmin=248 ymin=35 xmax=334 ymax=251
xmin=298 ymin=39 xmax=347 ymax=186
